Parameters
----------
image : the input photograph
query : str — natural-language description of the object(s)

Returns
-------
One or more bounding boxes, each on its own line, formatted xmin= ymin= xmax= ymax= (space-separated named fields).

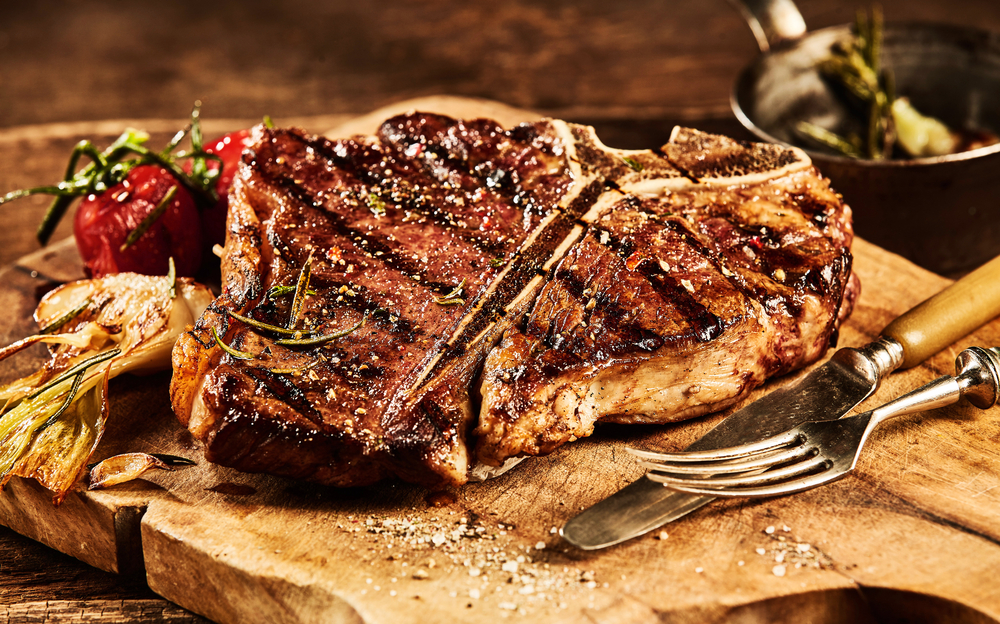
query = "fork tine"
xmin=637 ymin=443 xmax=815 ymax=476
xmin=647 ymin=455 xmax=829 ymax=489
xmin=625 ymin=428 xmax=801 ymax=463
xmin=650 ymin=466 xmax=845 ymax=499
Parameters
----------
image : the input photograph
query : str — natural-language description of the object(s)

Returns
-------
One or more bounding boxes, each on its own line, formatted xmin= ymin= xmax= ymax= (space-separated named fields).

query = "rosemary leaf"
xmin=367 ymin=192 xmax=387 ymax=217
xmin=39 ymin=297 xmax=91 ymax=335
xmin=120 ymin=185 xmax=178 ymax=251
xmin=275 ymin=315 xmax=366 ymax=346
xmin=35 ymin=372 xmax=86 ymax=433
xmin=621 ymin=156 xmax=644 ymax=173
xmin=266 ymin=285 xmax=318 ymax=299
xmin=287 ymin=254 xmax=314 ymax=330
xmin=227 ymin=309 xmax=310 ymax=336
xmin=211 ymin=326 xmax=254 ymax=360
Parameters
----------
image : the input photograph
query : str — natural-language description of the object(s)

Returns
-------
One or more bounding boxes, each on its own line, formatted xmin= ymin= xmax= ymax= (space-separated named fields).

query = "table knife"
xmin=561 ymin=253 xmax=1000 ymax=550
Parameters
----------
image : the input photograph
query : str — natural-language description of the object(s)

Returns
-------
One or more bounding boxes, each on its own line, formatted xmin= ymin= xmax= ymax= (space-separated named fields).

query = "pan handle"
xmin=726 ymin=0 xmax=807 ymax=53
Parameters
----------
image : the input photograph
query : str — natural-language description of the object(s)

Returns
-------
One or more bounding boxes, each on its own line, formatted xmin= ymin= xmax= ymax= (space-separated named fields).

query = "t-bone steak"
xmin=170 ymin=113 xmax=858 ymax=488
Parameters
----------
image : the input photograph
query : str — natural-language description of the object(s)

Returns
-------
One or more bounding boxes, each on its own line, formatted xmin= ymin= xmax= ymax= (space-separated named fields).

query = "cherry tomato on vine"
xmin=73 ymin=165 xmax=202 ymax=278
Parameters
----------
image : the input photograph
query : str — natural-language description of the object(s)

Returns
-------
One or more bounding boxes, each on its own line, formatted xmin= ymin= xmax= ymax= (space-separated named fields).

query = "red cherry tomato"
xmin=73 ymin=165 xmax=202 ymax=278
xmin=192 ymin=129 xmax=253 ymax=248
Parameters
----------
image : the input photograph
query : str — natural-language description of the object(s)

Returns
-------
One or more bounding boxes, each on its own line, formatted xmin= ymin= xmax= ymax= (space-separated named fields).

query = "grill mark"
xmin=660 ymin=218 xmax=798 ymax=314
xmin=636 ymin=260 xmax=725 ymax=343
xmin=265 ymin=172 xmax=459 ymax=297
xmin=306 ymin=133 xmax=511 ymax=260
xmin=590 ymin=223 xmax=724 ymax=343
xmin=244 ymin=366 xmax=323 ymax=423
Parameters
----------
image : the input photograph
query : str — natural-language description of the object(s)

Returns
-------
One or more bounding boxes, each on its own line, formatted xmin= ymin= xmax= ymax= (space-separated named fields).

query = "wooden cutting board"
xmin=2 ymin=99 xmax=1000 ymax=624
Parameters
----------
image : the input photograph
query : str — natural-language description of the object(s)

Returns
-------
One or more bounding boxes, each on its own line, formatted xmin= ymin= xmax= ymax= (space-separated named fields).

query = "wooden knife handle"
xmin=882 ymin=254 xmax=1000 ymax=369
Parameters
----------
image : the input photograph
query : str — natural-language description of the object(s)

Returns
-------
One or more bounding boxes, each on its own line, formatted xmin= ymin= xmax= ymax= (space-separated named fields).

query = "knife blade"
xmin=561 ymin=253 xmax=1000 ymax=550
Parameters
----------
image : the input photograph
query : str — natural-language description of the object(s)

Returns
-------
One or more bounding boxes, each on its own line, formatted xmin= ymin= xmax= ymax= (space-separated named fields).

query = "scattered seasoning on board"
xmin=756 ymin=525 xmax=832 ymax=576
xmin=339 ymin=512 xmax=601 ymax=616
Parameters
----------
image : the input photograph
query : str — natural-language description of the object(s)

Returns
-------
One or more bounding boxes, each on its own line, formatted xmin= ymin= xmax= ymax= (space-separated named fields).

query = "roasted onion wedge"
xmin=0 ymin=272 xmax=212 ymax=503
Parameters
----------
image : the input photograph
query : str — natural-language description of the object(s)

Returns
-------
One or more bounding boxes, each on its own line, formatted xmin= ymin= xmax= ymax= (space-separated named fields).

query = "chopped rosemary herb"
xmin=120 ymin=185 xmax=178 ymax=251
xmin=211 ymin=326 xmax=254 ymax=360
xmin=367 ymin=192 xmax=387 ymax=217
xmin=275 ymin=315 xmax=366 ymax=346
xmin=433 ymin=278 xmax=466 ymax=306
xmin=39 ymin=297 xmax=92 ymax=335
xmin=490 ymin=257 xmax=506 ymax=268
xmin=621 ymin=156 xmax=644 ymax=172
xmin=264 ymin=115 xmax=275 ymax=129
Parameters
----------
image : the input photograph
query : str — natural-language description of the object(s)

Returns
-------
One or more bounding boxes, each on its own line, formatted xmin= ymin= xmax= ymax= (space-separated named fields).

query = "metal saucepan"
xmin=730 ymin=0 xmax=1000 ymax=276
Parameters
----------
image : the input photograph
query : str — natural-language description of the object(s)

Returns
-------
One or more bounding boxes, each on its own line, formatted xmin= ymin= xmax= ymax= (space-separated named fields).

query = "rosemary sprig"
xmin=120 ymin=185 xmax=178 ymax=251
xmin=274 ymin=314 xmax=366 ymax=346
xmin=812 ymin=5 xmax=894 ymax=159
xmin=367 ymin=192 xmax=387 ymax=217
xmin=39 ymin=297 xmax=92 ymax=335
xmin=211 ymin=326 xmax=254 ymax=360
xmin=433 ymin=278 xmax=466 ymax=306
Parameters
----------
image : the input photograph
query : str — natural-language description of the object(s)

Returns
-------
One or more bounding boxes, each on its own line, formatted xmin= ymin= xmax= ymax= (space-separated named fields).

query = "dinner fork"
xmin=628 ymin=346 xmax=1000 ymax=498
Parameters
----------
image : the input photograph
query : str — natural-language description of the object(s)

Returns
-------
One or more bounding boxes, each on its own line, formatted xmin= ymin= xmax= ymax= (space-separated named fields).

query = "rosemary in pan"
xmin=799 ymin=6 xmax=895 ymax=159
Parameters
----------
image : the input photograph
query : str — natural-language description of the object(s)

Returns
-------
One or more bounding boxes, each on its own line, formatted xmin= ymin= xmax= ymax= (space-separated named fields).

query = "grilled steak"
xmin=170 ymin=114 xmax=857 ymax=487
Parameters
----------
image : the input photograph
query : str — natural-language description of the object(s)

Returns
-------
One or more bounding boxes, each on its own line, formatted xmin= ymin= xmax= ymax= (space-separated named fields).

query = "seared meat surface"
xmin=171 ymin=115 xmax=856 ymax=487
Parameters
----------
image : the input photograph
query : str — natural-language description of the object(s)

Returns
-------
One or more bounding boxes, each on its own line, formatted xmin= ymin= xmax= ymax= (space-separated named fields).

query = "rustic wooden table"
xmin=2 ymin=1 xmax=999 ymax=622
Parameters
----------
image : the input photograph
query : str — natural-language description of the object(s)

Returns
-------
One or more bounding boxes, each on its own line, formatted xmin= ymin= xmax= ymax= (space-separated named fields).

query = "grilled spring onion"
xmin=0 ymin=271 xmax=213 ymax=504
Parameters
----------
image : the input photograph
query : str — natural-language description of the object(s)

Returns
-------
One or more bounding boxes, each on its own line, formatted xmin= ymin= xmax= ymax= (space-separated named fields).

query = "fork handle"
xmin=869 ymin=347 xmax=1000 ymax=427
xmin=881 ymin=254 xmax=1000 ymax=369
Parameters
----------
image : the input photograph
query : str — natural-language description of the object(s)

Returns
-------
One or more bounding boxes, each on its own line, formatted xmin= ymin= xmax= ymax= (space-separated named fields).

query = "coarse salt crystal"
xmin=535 ymin=541 xmax=546 ymax=550
xmin=756 ymin=548 xmax=766 ymax=555
xmin=772 ymin=564 xmax=787 ymax=577
xmin=765 ymin=526 xmax=775 ymax=534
